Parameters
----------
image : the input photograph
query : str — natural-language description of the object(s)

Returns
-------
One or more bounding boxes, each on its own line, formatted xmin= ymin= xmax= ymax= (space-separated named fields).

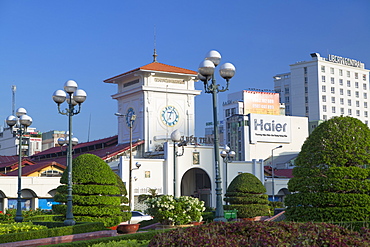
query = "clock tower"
xmin=104 ymin=58 xmax=200 ymax=154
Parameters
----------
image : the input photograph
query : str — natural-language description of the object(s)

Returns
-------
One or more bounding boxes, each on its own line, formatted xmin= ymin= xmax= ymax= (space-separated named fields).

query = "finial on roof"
xmin=153 ymin=25 xmax=158 ymax=62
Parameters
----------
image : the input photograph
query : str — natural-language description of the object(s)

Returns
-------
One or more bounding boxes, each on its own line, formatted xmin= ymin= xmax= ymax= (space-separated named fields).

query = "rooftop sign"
xmin=327 ymin=54 xmax=363 ymax=68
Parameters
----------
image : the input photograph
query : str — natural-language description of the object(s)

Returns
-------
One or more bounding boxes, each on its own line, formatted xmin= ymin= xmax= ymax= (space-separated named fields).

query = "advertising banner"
xmin=243 ymin=91 xmax=280 ymax=115
xmin=249 ymin=113 xmax=291 ymax=143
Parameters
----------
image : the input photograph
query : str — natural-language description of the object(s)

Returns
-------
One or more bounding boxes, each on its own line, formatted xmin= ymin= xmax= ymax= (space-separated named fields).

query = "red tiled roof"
xmin=264 ymin=166 xmax=294 ymax=178
xmin=2 ymin=135 xmax=145 ymax=177
xmin=5 ymin=161 xmax=66 ymax=176
xmin=104 ymin=62 xmax=197 ymax=83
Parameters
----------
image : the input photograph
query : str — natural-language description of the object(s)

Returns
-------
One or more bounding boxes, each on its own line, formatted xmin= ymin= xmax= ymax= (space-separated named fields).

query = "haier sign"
xmin=249 ymin=114 xmax=291 ymax=143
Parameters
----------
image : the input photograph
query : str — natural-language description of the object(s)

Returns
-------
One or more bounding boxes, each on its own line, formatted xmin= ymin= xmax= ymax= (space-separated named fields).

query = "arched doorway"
xmin=180 ymin=168 xmax=212 ymax=207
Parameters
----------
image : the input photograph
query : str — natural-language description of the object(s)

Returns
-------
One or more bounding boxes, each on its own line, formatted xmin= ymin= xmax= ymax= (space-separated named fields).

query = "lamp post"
xmin=115 ymin=112 xmax=136 ymax=212
xmin=198 ymin=50 xmax=236 ymax=222
xmin=220 ymin=145 xmax=235 ymax=192
xmin=271 ymin=145 xmax=283 ymax=202
xmin=6 ymin=107 xmax=33 ymax=222
xmin=53 ymin=80 xmax=87 ymax=226
xmin=170 ymin=129 xmax=186 ymax=198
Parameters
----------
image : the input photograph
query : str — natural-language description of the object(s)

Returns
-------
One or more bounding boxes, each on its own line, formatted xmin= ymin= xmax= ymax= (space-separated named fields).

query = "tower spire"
xmin=153 ymin=25 xmax=158 ymax=62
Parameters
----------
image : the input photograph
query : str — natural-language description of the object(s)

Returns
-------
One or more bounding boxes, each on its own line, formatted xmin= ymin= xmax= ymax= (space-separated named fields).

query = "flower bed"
xmin=149 ymin=221 xmax=370 ymax=246
xmin=144 ymin=195 xmax=205 ymax=225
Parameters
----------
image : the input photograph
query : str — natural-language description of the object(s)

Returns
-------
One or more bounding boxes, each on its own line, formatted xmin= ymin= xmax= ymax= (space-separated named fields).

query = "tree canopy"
xmin=285 ymin=116 xmax=370 ymax=222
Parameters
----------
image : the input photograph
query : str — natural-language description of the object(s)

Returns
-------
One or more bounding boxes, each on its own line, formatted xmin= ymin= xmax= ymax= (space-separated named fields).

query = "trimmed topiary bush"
xmin=53 ymin=154 xmax=131 ymax=227
xmin=224 ymin=173 xmax=270 ymax=218
xmin=285 ymin=116 xmax=370 ymax=222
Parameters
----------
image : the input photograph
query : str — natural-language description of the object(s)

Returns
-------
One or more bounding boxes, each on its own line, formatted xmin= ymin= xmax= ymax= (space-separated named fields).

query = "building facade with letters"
xmin=274 ymin=52 xmax=370 ymax=131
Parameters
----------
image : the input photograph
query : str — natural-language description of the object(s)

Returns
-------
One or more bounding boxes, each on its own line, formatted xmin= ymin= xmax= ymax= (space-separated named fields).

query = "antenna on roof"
xmin=153 ymin=25 xmax=158 ymax=62
xmin=11 ymin=85 xmax=16 ymax=116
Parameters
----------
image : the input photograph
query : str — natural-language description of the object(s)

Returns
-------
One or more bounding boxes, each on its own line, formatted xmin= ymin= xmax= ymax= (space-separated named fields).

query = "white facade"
xmin=274 ymin=53 xmax=370 ymax=125
xmin=113 ymin=142 xmax=265 ymax=210
xmin=0 ymin=127 xmax=42 ymax=156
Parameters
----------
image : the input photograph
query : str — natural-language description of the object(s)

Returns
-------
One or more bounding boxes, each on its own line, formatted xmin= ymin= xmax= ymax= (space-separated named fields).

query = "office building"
xmin=274 ymin=53 xmax=370 ymax=128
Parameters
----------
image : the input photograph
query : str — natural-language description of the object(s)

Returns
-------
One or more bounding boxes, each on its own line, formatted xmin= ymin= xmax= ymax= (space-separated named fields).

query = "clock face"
xmin=161 ymin=105 xmax=179 ymax=126
xmin=126 ymin=108 xmax=136 ymax=127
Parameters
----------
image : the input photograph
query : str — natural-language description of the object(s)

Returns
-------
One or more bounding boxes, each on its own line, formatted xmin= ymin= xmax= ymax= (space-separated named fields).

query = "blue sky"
xmin=1 ymin=1 xmax=370 ymax=142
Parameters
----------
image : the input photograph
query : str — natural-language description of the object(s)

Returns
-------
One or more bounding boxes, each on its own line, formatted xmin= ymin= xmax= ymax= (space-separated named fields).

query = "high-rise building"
xmin=274 ymin=53 xmax=370 ymax=129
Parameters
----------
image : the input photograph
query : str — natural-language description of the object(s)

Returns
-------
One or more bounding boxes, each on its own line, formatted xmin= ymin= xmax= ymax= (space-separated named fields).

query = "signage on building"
xmin=243 ymin=91 xmax=280 ymax=115
xmin=249 ymin=113 xmax=291 ymax=143
xmin=327 ymin=54 xmax=363 ymax=68
xmin=154 ymin=78 xmax=185 ymax=84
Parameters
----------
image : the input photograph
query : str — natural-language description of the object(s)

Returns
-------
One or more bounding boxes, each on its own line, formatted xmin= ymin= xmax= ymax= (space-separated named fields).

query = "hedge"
xmin=285 ymin=192 xmax=370 ymax=207
xmin=0 ymin=222 xmax=106 ymax=244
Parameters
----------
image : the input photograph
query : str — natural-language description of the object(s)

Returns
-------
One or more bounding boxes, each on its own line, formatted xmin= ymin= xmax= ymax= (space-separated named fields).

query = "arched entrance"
xmin=180 ymin=168 xmax=212 ymax=207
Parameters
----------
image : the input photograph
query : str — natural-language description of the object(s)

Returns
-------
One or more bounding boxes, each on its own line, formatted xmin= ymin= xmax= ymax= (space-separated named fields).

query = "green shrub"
xmin=224 ymin=173 xmax=270 ymax=218
xmin=53 ymin=154 xmax=131 ymax=227
xmin=286 ymin=117 xmax=370 ymax=222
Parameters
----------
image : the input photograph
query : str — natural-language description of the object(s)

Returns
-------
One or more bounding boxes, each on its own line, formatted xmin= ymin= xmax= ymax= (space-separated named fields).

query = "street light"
xmin=271 ymin=145 xmax=283 ymax=202
xmin=53 ymin=80 xmax=87 ymax=226
xmin=198 ymin=50 xmax=236 ymax=222
xmin=171 ymin=129 xmax=187 ymax=198
xmin=6 ymin=107 xmax=33 ymax=222
xmin=220 ymin=145 xmax=235 ymax=192
xmin=115 ymin=112 xmax=137 ymax=212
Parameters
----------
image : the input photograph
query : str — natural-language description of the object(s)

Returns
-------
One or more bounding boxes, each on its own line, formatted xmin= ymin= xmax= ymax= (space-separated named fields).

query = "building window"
xmin=348 ymin=109 xmax=352 ymax=115
xmin=322 ymin=85 xmax=326 ymax=92
xmin=356 ymin=110 xmax=360 ymax=116
xmin=305 ymin=87 xmax=308 ymax=93
xmin=348 ymin=99 xmax=352 ymax=106
xmin=225 ymin=109 xmax=231 ymax=117
xmin=286 ymin=105 xmax=290 ymax=112
xmin=331 ymin=87 xmax=335 ymax=94
xmin=330 ymin=67 xmax=334 ymax=74
xmin=332 ymin=107 xmax=336 ymax=113
xmin=366 ymin=120 xmax=369 ymax=126
xmin=321 ymin=66 xmax=325 ymax=73
xmin=331 ymin=97 xmax=335 ymax=103
xmin=323 ymin=105 xmax=327 ymax=112
xmin=285 ymin=87 xmax=289 ymax=93
xmin=340 ymin=88 xmax=343 ymax=95
xmin=305 ymin=97 xmax=309 ymax=103
xmin=365 ymin=102 xmax=368 ymax=108
xmin=364 ymin=74 xmax=367 ymax=81
xmin=355 ymin=72 xmax=359 ymax=79
xmin=323 ymin=115 xmax=327 ymax=120
xmin=339 ymin=69 xmax=343 ymax=76
xmin=355 ymin=91 xmax=359 ymax=98
xmin=322 ymin=95 xmax=326 ymax=102
xmin=364 ymin=93 xmax=368 ymax=99
xmin=339 ymin=79 xmax=343 ymax=85
xmin=322 ymin=76 xmax=326 ymax=82
xmin=340 ymin=98 xmax=344 ymax=105
xmin=365 ymin=111 xmax=368 ymax=118
xmin=285 ymin=96 xmax=290 ymax=103
xmin=341 ymin=108 xmax=344 ymax=114
xmin=331 ymin=77 xmax=335 ymax=84
xmin=347 ymin=90 xmax=351 ymax=96
xmin=347 ymin=71 xmax=350 ymax=77
xmin=304 ymin=77 xmax=308 ymax=84
xmin=347 ymin=80 xmax=351 ymax=87
xmin=304 ymin=67 xmax=307 ymax=74
xmin=356 ymin=101 xmax=360 ymax=107
xmin=306 ymin=106 xmax=309 ymax=114
xmin=364 ymin=84 xmax=367 ymax=90
xmin=355 ymin=82 xmax=359 ymax=88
